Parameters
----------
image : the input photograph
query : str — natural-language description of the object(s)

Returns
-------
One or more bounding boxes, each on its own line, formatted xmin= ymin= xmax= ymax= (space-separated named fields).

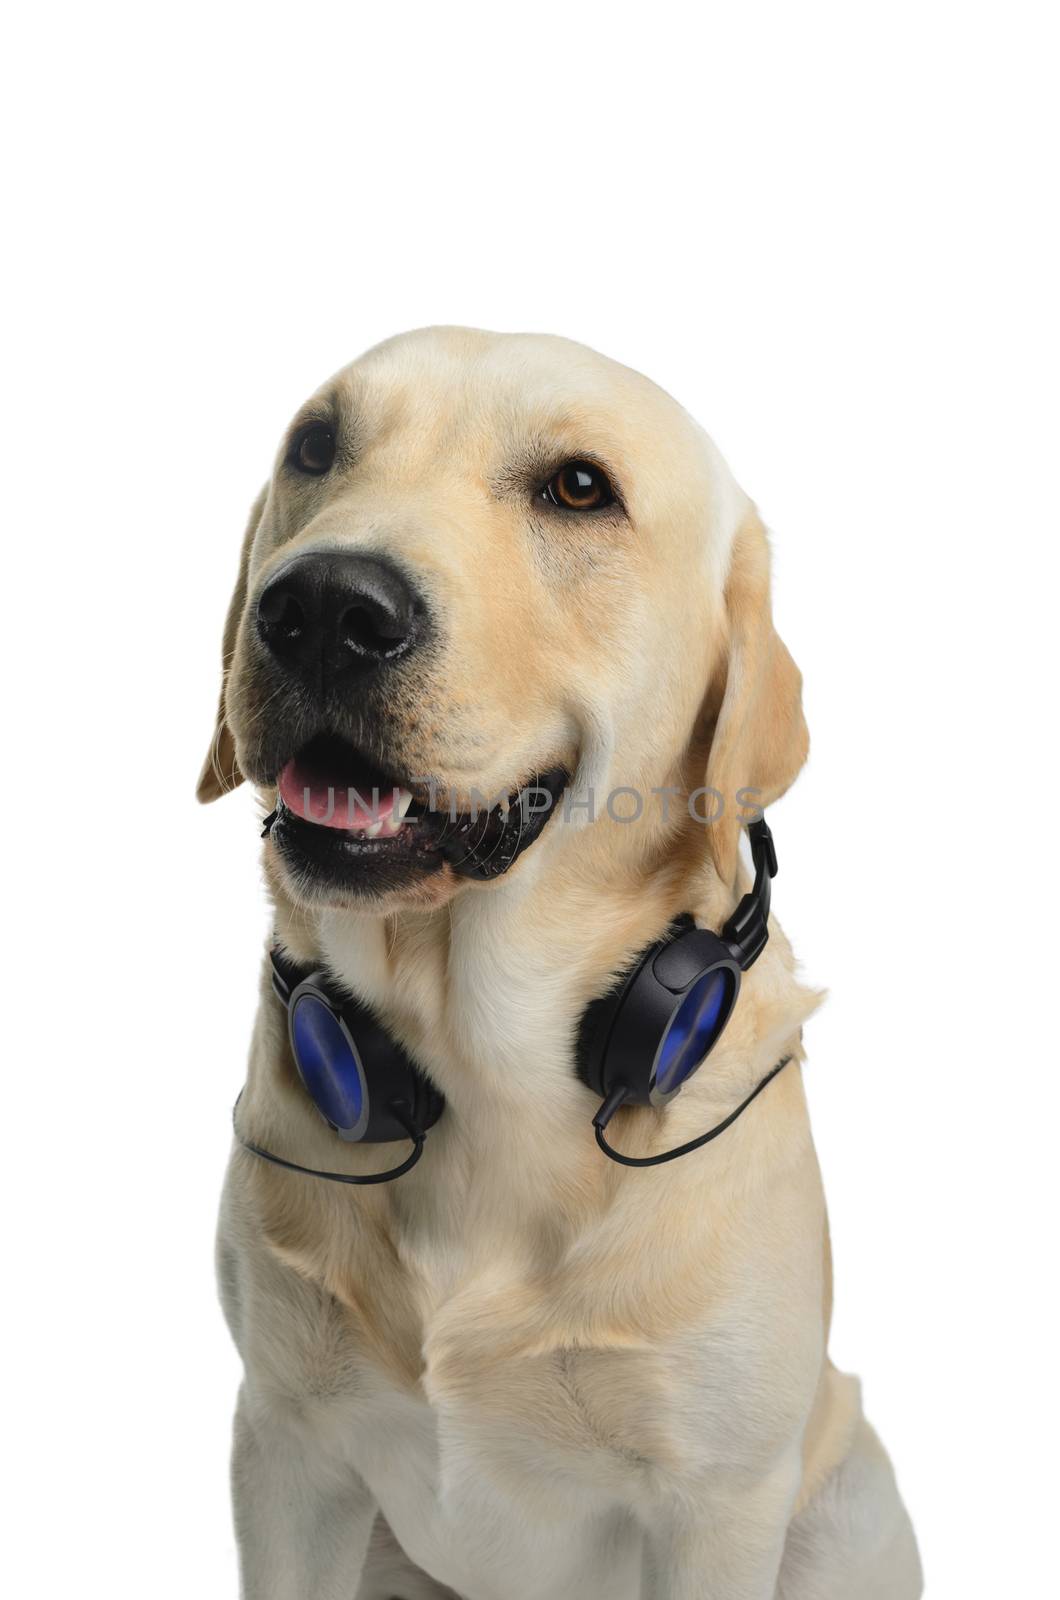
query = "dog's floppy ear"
xmin=703 ymin=509 xmax=808 ymax=886
xmin=196 ymin=487 xmax=267 ymax=803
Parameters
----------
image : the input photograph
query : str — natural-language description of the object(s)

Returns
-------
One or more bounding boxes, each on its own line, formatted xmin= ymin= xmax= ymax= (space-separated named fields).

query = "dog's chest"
xmin=236 ymin=1117 xmax=824 ymax=1599
xmin=349 ymin=1245 xmax=817 ymax=1600
xmin=307 ymin=1244 xmax=767 ymax=1596
xmin=339 ymin=1293 xmax=686 ymax=1600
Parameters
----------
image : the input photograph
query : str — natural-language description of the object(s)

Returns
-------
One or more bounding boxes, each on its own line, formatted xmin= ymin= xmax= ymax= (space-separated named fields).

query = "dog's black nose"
xmin=256 ymin=552 xmax=425 ymax=686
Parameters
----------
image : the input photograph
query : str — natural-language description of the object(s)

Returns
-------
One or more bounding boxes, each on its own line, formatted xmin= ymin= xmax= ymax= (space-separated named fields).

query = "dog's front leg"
xmin=232 ymin=1384 xmax=377 ymax=1600
xmin=642 ymin=1453 xmax=800 ymax=1600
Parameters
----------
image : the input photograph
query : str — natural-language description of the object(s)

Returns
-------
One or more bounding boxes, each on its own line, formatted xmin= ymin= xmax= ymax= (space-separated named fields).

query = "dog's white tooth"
xmin=366 ymin=819 xmax=384 ymax=840
xmin=393 ymin=788 xmax=415 ymax=822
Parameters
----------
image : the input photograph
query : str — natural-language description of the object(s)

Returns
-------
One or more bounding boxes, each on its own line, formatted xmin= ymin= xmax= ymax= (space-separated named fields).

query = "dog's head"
xmin=199 ymin=328 xmax=806 ymax=912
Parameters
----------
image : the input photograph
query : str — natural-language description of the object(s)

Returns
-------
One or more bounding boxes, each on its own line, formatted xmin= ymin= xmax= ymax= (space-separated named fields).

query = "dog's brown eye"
xmin=542 ymin=461 xmax=615 ymax=512
xmin=291 ymin=424 xmax=336 ymax=476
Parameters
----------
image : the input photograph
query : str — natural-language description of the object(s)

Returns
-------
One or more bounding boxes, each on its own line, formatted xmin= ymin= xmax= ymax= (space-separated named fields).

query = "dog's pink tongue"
xmin=277 ymin=759 xmax=394 ymax=830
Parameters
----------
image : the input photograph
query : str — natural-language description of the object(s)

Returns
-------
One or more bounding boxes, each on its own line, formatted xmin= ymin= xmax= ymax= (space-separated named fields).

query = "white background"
xmin=4 ymin=4 xmax=1058 ymax=1595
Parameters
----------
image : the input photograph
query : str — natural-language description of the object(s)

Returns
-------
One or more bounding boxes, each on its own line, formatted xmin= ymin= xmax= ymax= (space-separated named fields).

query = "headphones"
xmin=235 ymin=818 xmax=791 ymax=1183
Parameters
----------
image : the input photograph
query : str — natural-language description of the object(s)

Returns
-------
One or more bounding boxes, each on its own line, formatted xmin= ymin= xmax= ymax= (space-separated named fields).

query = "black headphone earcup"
xmin=575 ymin=983 xmax=629 ymax=1100
xmin=271 ymin=948 xmax=446 ymax=1147
xmin=412 ymin=1074 xmax=446 ymax=1133
xmin=334 ymin=996 xmax=446 ymax=1143
xmin=575 ymin=932 xmax=676 ymax=1106
xmin=577 ymin=921 xmax=741 ymax=1109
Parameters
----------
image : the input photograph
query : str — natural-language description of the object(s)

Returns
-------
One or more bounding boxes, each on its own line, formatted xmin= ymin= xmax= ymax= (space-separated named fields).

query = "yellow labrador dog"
xmin=200 ymin=328 xmax=921 ymax=1599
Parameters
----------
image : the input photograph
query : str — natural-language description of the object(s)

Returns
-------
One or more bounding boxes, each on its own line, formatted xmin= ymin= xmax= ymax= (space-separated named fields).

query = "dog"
xmin=199 ymin=327 xmax=922 ymax=1599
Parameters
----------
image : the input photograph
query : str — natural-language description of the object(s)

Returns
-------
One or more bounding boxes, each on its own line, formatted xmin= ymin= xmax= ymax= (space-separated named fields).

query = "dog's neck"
xmin=267 ymin=803 xmax=814 ymax=1134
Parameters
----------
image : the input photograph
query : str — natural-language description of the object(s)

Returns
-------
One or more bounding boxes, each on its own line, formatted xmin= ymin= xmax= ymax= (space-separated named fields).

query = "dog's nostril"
xmin=341 ymin=601 xmax=407 ymax=656
xmin=259 ymin=588 xmax=305 ymax=642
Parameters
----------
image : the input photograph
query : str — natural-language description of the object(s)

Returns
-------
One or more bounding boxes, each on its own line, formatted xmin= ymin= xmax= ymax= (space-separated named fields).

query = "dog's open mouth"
xmin=266 ymin=733 xmax=568 ymax=896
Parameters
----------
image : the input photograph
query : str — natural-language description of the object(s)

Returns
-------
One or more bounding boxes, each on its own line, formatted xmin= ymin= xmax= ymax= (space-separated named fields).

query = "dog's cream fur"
xmin=201 ymin=328 xmax=921 ymax=1598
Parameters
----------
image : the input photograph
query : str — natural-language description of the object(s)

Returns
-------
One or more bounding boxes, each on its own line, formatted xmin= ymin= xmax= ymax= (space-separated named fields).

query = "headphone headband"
xmin=719 ymin=817 xmax=777 ymax=968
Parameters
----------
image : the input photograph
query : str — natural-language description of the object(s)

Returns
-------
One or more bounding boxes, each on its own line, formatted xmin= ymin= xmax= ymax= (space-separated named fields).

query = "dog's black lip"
xmin=270 ymin=799 xmax=447 ymax=901
xmin=266 ymin=743 xmax=569 ymax=890
xmin=438 ymin=764 xmax=569 ymax=880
